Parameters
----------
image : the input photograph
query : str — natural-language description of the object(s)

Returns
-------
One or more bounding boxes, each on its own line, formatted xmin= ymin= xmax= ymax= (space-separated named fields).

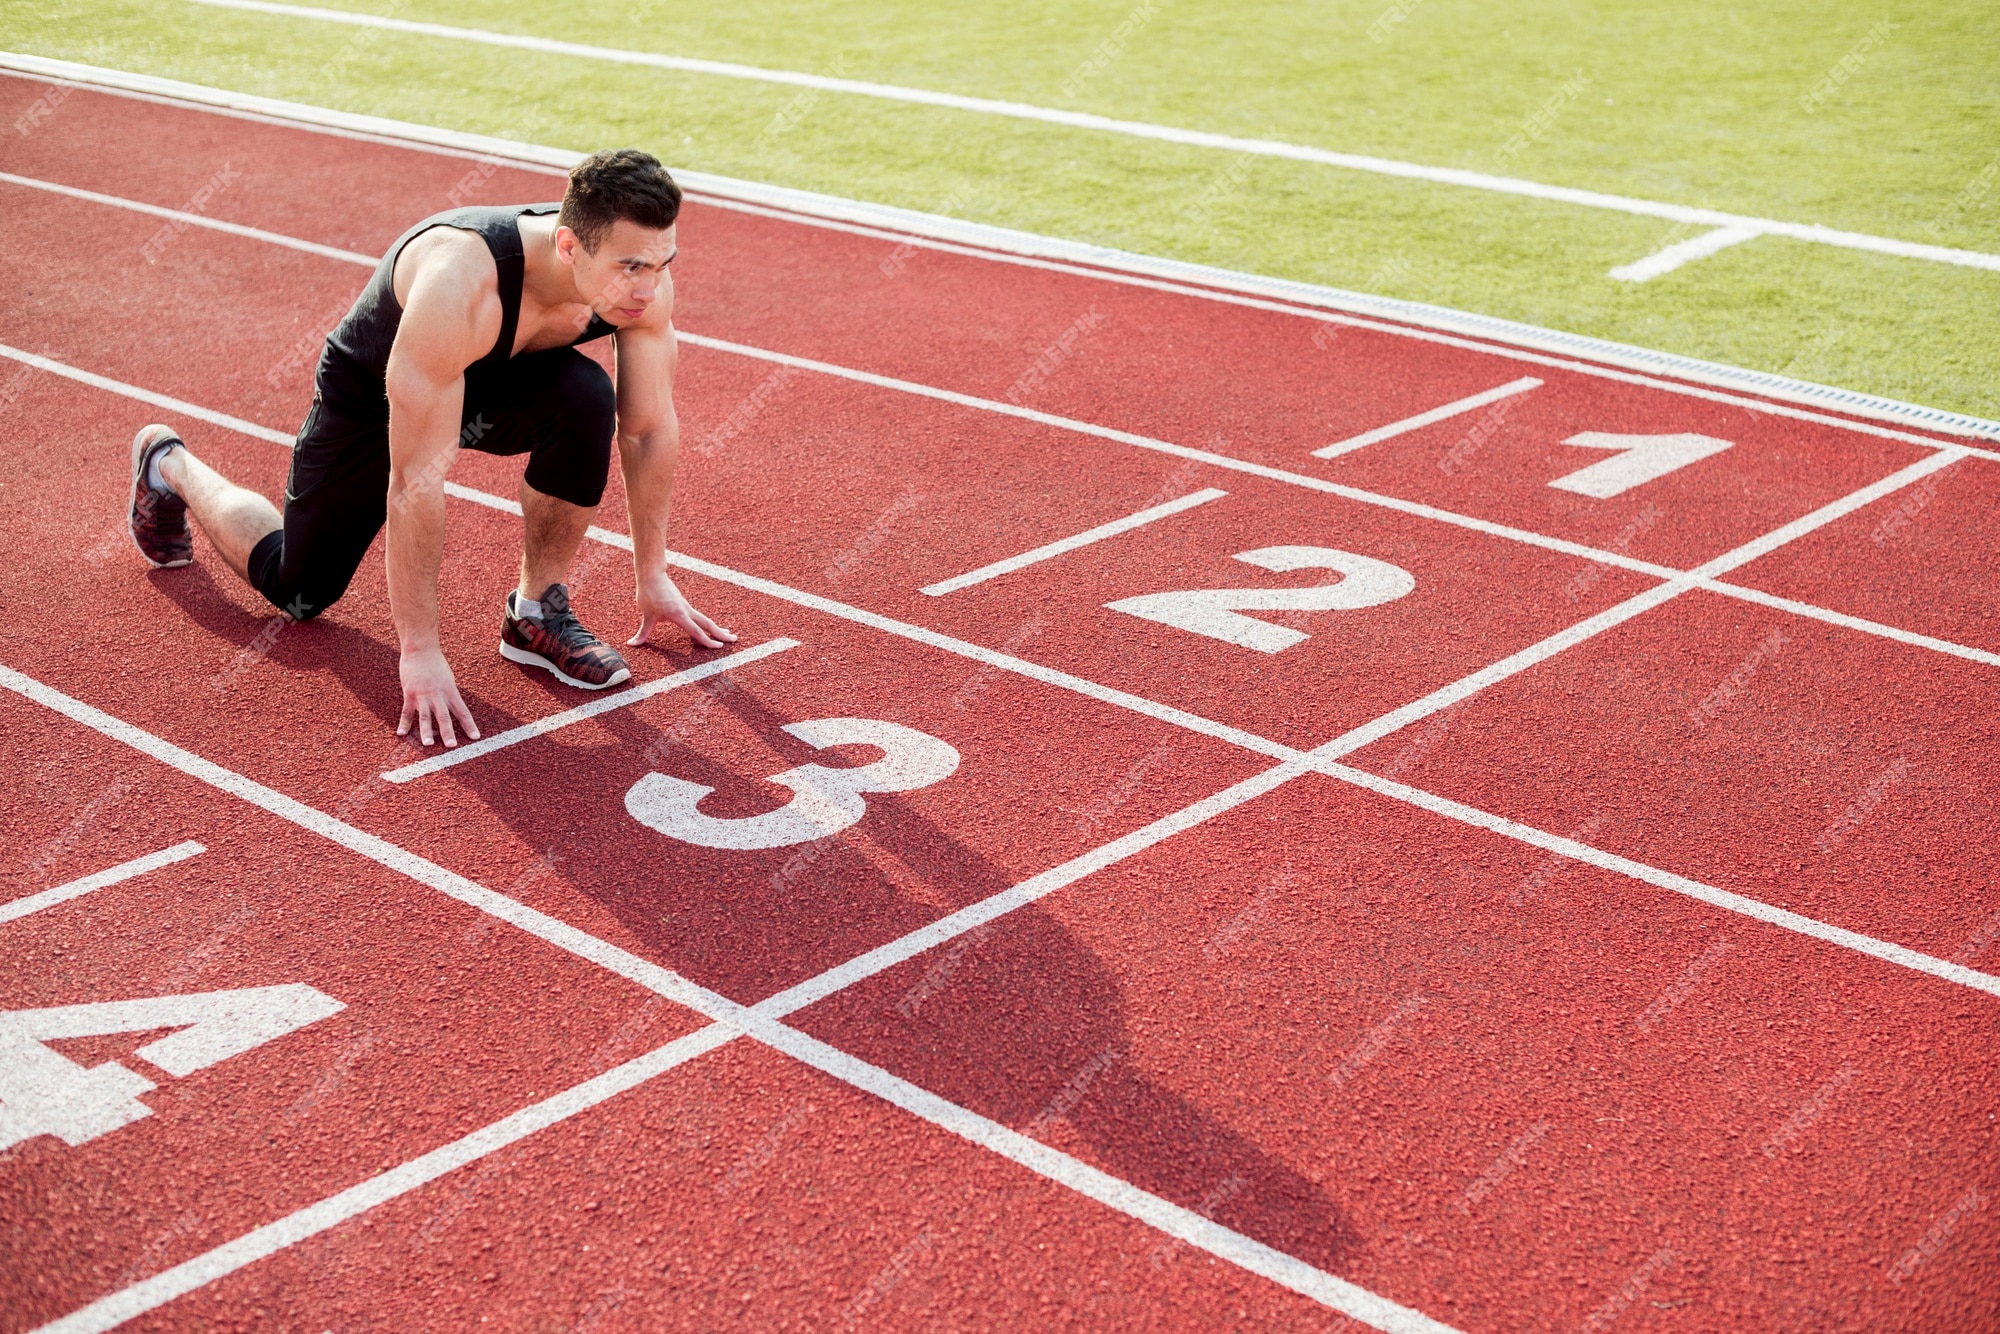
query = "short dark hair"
xmin=559 ymin=148 xmax=681 ymax=252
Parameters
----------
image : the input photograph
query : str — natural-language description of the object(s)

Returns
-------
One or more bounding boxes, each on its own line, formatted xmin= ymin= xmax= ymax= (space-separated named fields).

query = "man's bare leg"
xmin=158 ymin=445 xmax=281 ymax=584
xmin=517 ymin=479 xmax=595 ymax=600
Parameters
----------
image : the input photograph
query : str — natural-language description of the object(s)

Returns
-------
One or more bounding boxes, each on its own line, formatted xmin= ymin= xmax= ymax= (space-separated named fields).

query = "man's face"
xmin=561 ymin=219 xmax=677 ymax=326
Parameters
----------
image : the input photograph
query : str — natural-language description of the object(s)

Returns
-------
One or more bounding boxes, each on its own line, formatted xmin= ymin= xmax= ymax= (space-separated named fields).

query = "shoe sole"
xmin=129 ymin=426 xmax=192 ymax=569
xmin=498 ymin=640 xmax=631 ymax=690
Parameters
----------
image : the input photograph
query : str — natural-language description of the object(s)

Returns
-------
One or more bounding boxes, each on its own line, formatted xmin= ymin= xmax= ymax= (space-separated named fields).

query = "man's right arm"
xmin=383 ymin=232 xmax=495 ymax=747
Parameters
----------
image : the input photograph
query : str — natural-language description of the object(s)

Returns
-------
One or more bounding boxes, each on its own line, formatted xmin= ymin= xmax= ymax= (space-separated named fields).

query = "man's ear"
xmin=553 ymin=224 xmax=580 ymax=265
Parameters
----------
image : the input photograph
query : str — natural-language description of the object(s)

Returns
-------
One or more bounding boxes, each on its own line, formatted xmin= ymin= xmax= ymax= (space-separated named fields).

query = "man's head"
xmin=556 ymin=148 xmax=682 ymax=325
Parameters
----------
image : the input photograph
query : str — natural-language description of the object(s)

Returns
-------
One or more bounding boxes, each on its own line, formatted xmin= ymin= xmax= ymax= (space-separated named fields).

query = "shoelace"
xmin=539 ymin=605 xmax=602 ymax=653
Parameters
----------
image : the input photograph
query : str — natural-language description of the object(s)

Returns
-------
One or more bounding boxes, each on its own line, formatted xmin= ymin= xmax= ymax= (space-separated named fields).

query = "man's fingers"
xmin=435 ymin=696 xmax=459 ymax=749
xmin=672 ymin=609 xmax=724 ymax=649
xmin=627 ymin=612 xmax=658 ymax=647
xmin=693 ymin=610 xmax=737 ymax=644
xmin=449 ymin=690 xmax=481 ymax=742
xmin=397 ymin=696 xmax=415 ymax=738
xmin=416 ymin=701 xmax=436 ymax=747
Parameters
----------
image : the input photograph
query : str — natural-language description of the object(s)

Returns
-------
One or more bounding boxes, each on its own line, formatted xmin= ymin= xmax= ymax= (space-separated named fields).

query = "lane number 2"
xmin=626 ymin=718 xmax=960 ymax=850
xmin=1105 ymin=545 xmax=1416 ymax=654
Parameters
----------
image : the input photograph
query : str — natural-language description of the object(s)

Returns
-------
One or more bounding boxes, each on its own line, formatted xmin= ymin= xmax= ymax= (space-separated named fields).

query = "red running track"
xmin=1 ymin=69 xmax=1996 ymax=1333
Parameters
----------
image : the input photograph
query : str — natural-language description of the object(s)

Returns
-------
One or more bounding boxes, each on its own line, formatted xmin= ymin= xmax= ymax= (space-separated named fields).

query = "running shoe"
xmin=128 ymin=424 xmax=192 ymax=568
xmin=498 ymin=583 xmax=631 ymax=689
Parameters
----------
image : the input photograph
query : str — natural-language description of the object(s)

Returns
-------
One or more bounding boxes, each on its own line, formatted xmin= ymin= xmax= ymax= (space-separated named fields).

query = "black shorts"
xmin=248 ymin=347 xmax=615 ymax=619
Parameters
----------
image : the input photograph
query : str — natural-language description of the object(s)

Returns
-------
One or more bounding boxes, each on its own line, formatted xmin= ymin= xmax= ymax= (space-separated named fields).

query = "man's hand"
xmin=628 ymin=568 xmax=736 ymax=650
xmin=397 ymin=646 xmax=481 ymax=747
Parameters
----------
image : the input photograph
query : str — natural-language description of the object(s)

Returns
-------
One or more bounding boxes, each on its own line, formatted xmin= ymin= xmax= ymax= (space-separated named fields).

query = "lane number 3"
xmin=1105 ymin=545 xmax=1415 ymax=653
xmin=626 ymin=718 xmax=960 ymax=850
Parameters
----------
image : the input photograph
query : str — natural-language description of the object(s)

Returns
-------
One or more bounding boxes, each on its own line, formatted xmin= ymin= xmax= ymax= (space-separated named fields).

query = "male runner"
xmin=126 ymin=148 xmax=733 ymax=748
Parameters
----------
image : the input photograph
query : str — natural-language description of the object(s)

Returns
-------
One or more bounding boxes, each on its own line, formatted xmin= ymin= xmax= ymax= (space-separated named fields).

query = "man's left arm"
xmin=612 ymin=299 xmax=737 ymax=650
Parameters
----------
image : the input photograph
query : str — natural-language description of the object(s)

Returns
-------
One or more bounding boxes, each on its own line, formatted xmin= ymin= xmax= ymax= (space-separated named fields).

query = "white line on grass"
xmin=6 ymin=57 xmax=1997 ymax=442
xmin=1312 ymin=378 xmax=1541 ymax=459
xmin=0 ymin=170 xmax=377 ymax=266
xmin=4 ymin=667 xmax=1449 ymax=1334
xmin=1609 ymin=223 xmax=1765 ymax=283
xmin=10 ymin=154 xmax=1999 ymax=459
xmin=175 ymin=0 xmax=2000 ymax=278
xmin=920 ymin=487 xmax=1226 ymax=595
xmin=379 ymin=637 xmax=800 ymax=783
xmin=0 ymin=841 xmax=205 ymax=926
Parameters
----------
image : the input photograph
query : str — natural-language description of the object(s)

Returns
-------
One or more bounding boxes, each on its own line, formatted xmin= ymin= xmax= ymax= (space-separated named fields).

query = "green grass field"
xmin=7 ymin=0 xmax=1996 ymax=419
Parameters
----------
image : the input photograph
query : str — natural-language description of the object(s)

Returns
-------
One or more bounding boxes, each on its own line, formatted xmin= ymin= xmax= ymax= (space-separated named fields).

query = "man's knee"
xmin=557 ymin=353 xmax=616 ymax=444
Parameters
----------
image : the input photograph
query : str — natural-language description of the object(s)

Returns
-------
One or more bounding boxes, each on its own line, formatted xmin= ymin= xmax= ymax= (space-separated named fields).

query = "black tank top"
xmin=315 ymin=204 xmax=616 ymax=425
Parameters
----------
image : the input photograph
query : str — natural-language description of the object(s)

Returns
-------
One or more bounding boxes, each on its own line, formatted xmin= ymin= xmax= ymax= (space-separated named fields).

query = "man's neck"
xmin=518 ymin=213 xmax=581 ymax=310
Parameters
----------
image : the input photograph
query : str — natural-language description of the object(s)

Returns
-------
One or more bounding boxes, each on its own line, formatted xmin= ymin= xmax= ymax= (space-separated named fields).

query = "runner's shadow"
xmin=439 ymin=667 xmax=1357 ymax=1270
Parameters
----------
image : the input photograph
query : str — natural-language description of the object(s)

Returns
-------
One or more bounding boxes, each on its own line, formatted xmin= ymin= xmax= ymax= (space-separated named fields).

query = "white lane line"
xmin=1696 ymin=580 xmax=2000 ymax=669
xmin=9 ymin=55 xmax=1998 ymax=446
xmin=920 ymin=488 xmax=1227 ymax=596
xmin=1608 ymin=223 xmax=1766 ymax=283
xmin=0 ymin=170 xmax=377 ymax=267
xmin=675 ymin=332 xmax=1684 ymax=579
xmin=742 ymin=1015 xmax=1460 ymax=1334
xmin=0 ymin=342 xmax=293 ymax=446
xmin=174 ymin=0 xmax=2000 ymax=278
xmin=9 ymin=330 xmax=1998 ymax=997
xmin=33 ymin=1023 xmax=740 ymax=1334
xmin=6 ymin=672 xmax=1440 ymax=1334
xmin=0 ymin=663 xmax=746 ymax=1026
xmin=379 ymin=637 xmax=800 ymax=783
xmin=1312 ymin=450 xmax=1969 ymax=763
xmin=443 ymin=481 xmax=2000 ymax=1007
xmin=1323 ymin=760 xmax=2000 ymax=1000
xmin=7 ymin=332 xmax=1993 ymax=761
xmin=0 ymin=841 xmax=205 ymax=926
xmin=1311 ymin=377 xmax=1542 ymax=459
